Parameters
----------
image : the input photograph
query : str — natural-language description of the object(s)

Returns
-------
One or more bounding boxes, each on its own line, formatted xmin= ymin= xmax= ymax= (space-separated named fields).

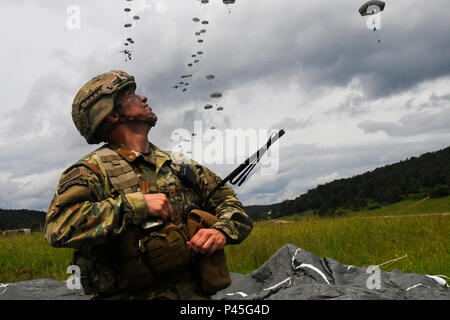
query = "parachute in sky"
xmin=124 ymin=23 xmax=132 ymax=28
xmin=133 ymin=15 xmax=140 ymax=20
xmin=210 ymin=92 xmax=222 ymax=98
xmin=216 ymin=106 xmax=223 ymax=111
xmin=206 ymin=75 xmax=215 ymax=80
xmin=193 ymin=17 xmax=200 ymax=22
xmin=358 ymin=0 xmax=385 ymax=16
xmin=204 ymin=104 xmax=213 ymax=110
xmin=223 ymin=0 xmax=235 ymax=13
xmin=124 ymin=8 xmax=131 ymax=12
xmin=359 ymin=0 xmax=385 ymax=43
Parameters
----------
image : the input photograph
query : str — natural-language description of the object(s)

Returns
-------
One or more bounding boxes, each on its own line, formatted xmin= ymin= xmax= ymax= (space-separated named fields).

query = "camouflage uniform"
xmin=45 ymin=69 xmax=253 ymax=299
xmin=45 ymin=142 xmax=253 ymax=299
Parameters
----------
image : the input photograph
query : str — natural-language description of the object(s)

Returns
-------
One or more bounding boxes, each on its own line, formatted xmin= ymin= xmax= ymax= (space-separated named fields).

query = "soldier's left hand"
xmin=187 ymin=228 xmax=227 ymax=256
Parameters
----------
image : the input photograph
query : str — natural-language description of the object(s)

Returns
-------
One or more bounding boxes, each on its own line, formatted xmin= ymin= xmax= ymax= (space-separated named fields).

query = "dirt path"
xmin=360 ymin=212 xmax=450 ymax=219
xmin=395 ymin=196 xmax=430 ymax=215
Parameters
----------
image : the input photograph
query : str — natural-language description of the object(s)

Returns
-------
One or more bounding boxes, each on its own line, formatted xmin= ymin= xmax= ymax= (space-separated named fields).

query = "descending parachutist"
xmin=223 ymin=0 xmax=235 ymax=14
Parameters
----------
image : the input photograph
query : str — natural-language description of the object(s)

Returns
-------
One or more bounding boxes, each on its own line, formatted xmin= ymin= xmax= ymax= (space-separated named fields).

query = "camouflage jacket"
xmin=44 ymin=142 xmax=253 ymax=251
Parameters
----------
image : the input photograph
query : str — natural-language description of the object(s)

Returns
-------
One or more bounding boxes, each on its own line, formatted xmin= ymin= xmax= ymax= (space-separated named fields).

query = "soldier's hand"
xmin=187 ymin=228 xmax=227 ymax=256
xmin=144 ymin=193 xmax=175 ymax=222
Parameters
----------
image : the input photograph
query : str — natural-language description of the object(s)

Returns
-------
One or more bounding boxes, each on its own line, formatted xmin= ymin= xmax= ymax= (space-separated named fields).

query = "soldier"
xmin=44 ymin=70 xmax=253 ymax=300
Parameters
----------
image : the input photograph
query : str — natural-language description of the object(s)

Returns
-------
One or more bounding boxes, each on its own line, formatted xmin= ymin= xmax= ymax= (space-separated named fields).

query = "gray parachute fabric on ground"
xmin=213 ymin=244 xmax=450 ymax=300
xmin=0 ymin=279 xmax=89 ymax=300
xmin=0 ymin=244 xmax=448 ymax=300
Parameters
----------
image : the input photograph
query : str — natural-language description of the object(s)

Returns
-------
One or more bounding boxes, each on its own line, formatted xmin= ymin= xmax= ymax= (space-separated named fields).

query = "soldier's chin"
xmin=147 ymin=114 xmax=157 ymax=127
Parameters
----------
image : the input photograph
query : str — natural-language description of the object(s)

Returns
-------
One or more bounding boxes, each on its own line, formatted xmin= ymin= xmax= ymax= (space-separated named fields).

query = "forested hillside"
xmin=249 ymin=145 xmax=450 ymax=219
xmin=0 ymin=209 xmax=46 ymax=231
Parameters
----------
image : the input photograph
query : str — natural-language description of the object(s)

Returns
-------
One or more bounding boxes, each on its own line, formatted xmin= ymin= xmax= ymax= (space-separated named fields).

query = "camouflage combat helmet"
xmin=72 ymin=70 xmax=136 ymax=144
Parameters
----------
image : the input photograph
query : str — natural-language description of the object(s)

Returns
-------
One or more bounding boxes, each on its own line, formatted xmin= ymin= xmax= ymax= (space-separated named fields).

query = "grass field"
xmin=1 ymin=196 xmax=449 ymax=284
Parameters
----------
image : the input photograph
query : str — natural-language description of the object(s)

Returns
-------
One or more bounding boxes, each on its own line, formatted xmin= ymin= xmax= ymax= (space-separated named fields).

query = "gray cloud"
xmin=358 ymin=107 xmax=450 ymax=137
xmin=418 ymin=92 xmax=450 ymax=110
xmin=271 ymin=117 xmax=313 ymax=131
xmin=325 ymin=91 xmax=367 ymax=118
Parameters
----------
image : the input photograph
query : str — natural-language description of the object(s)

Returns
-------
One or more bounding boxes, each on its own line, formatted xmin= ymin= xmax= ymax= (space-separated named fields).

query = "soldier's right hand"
xmin=144 ymin=193 xmax=175 ymax=222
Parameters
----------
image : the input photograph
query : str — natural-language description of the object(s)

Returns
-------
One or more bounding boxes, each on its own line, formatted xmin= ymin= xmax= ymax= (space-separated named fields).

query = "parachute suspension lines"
xmin=223 ymin=0 xmax=236 ymax=14
xmin=358 ymin=0 xmax=385 ymax=44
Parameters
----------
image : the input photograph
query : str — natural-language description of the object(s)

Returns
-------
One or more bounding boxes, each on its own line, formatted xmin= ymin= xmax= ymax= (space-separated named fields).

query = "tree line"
xmin=0 ymin=209 xmax=46 ymax=231
xmin=247 ymin=145 xmax=450 ymax=220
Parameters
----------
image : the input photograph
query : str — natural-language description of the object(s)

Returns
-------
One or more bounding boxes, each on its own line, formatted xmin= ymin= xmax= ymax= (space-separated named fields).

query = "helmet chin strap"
xmin=99 ymin=112 xmax=157 ymax=142
xmin=119 ymin=114 xmax=157 ymax=125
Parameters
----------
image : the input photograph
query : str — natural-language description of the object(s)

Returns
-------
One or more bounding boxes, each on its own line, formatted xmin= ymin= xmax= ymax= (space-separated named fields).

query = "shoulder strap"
xmin=94 ymin=147 xmax=141 ymax=194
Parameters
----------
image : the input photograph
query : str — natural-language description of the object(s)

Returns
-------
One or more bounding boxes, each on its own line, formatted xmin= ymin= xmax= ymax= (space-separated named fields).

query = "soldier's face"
xmin=117 ymin=87 xmax=157 ymax=125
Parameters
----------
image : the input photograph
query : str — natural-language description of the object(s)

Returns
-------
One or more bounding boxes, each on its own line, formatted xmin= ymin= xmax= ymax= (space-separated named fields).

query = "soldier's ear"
xmin=106 ymin=110 xmax=120 ymax=124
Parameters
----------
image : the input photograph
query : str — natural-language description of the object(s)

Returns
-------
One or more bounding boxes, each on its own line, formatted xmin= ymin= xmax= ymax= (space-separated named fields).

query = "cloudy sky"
xmin=1 ymin=0 xmax=449 ymax=211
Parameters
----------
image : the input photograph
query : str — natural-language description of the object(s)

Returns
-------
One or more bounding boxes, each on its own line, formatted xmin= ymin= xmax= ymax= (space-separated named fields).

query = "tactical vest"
xmin=74 ymin=146 xmax=231 ymax=297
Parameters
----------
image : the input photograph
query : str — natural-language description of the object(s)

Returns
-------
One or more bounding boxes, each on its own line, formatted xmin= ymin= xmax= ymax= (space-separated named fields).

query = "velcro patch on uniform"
xmin=59 ymin=167 xmax=83 ymax=186
xmin=58 ymin=178 xmax=88 ymax=194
